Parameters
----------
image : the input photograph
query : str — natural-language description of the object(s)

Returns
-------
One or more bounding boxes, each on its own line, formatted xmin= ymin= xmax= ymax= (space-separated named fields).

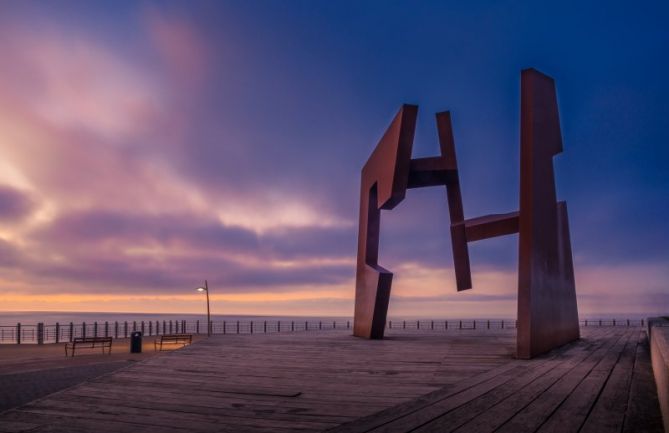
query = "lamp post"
xmin=196 ymin=280 xmax=211 ymax=336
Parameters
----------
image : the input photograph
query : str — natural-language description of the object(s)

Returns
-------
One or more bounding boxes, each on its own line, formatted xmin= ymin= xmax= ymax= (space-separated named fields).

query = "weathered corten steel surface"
xmin=354 ymin=68 xmax=580 ymax=358
xmin=516 ymin=70 xmax=580 ymax=359
xmin=0 ymin=327 xmax=661 ymax=433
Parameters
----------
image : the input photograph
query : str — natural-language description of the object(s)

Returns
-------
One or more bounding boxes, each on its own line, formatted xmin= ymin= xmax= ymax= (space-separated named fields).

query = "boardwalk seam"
xmin=489 ymin=329 xmax=626 ymax=433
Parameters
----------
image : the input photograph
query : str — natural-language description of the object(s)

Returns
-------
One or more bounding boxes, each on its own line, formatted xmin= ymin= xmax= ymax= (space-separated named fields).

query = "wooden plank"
xmin=52 ymin=391 xmax=350 ymax=425
xmin=0 ymin=327 xmax=656 ymax=433
xmin=537 ymin=329 xmax=637 ymax=432
xmin=15 ymin=398 xmax=337 ymax=432
xmin=324 ymin=361 xmax=523 ymax=433
xmin=622 ymin=332 xmax=664 ymax=432
xmin=411 ymin=333 xmax=610 ymax=432
xmin=451 ymin=328 xmax=622 ymax=433
xmin=326 ymin=331 xmax=607 ymax=433
xmin=580 ymin=329 xmax=653 ymax=433
xmin=1 ymin=410 xmax=292 ymax=433
xmin=494 ymin=329 xmax=633 ymax=433
xmin=369 ymin=365 xmax=532 ymax=433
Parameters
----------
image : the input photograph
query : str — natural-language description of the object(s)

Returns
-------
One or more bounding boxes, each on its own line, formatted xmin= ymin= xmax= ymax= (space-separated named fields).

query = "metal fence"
xmin=387 ymin=318 xmax=645 ymax=330
xmin=0 ymin=318 xmax=646 ymax=344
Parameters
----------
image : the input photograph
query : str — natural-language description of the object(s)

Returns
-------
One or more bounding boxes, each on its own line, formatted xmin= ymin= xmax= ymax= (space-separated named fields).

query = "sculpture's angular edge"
xmin=353 ymin=105 xmax=417 ymax=339
xmin=353 ymin=69 xmax=580 ymax=359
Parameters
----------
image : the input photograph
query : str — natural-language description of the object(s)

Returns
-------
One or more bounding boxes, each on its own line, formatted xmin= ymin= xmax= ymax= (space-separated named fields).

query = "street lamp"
xmin=196 ymin=280 xmax=211 ymax=336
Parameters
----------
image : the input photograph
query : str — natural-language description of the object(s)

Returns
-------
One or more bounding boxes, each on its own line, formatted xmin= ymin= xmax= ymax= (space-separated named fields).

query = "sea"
xmin=0 ymin=312 xmax=354 ymax=326
xmin=0 ymin=310 xmax=654 ymax=326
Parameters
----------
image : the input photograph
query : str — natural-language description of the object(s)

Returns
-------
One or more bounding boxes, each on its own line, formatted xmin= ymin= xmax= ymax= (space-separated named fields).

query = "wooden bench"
xmin=65 ymin=337 xmax=112 ymax=357
xmin=155 ymin=334 xmax=192 ymax=351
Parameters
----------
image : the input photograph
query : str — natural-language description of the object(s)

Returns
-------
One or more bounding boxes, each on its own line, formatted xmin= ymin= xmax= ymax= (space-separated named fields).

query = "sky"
xmin=0 ymin=1 xmax=667 ymax=318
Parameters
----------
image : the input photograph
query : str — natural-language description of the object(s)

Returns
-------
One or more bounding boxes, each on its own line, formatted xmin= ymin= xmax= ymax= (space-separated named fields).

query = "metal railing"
xmin=386 ymin=318 xmax=645 ymax=331
xmin=0 ymin=318 xmax=646 ymax=344
xmin=0 ymin=319 xmax=349 ymax=344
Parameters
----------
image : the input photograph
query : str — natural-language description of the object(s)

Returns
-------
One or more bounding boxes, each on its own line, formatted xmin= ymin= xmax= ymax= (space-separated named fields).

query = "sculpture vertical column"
xmin=516 ymin=68 xmax=580 ymax=359
xmin=354 ymin=105 xmax=417 ymax=339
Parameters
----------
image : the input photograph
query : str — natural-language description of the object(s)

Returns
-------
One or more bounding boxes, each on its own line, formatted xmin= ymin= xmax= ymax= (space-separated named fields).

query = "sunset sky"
xmin=0 ymin=1 xmax=667 ymax=318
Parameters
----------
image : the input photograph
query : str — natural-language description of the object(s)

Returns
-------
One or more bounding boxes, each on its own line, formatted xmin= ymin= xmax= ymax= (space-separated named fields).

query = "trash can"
xmin=130 ymin=331 xmax=142 ymax=353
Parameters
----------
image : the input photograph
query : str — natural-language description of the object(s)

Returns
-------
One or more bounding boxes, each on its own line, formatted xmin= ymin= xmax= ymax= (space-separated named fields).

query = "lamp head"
xmin=196 ymin=287 xmax=207 ymax=292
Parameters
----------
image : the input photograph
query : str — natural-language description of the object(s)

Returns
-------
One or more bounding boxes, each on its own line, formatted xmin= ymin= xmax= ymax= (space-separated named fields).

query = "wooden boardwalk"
xmin=0 ymin=327 xmax=662 ymax=433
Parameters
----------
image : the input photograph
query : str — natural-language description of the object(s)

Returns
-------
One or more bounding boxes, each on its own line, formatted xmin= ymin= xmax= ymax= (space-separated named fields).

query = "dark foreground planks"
xmin=0 ymin=327 xmax=661 ymax=433
xmin=329 ymin=327 xmax=663 ymax=433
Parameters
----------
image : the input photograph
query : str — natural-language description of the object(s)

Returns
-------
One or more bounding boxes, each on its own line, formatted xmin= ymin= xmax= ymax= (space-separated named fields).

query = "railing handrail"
xmin=0 ymin=318 xmax=647 ymax=344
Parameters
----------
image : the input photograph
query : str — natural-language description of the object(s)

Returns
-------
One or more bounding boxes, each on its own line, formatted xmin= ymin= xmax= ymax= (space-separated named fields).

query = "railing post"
xmin=431 ymin=320 xmax=434 ymax=330
xmin=223 ymin=320 xmax=226 ymax=335
xmin=196 ymin=320 xmax=200 ymax=334
xmin=69 ymin=322 xmax=74 ymax=341
xmin=347 ymin=320 xmax=350 ymax=329
xmin=473 ymin=320 xmax=476 ymax=330
xmin=501 ymin=320 xmax=504 ymax=329
xmin=16 ymin=323 xmax=21 ymax=344
xmin=613 ymin=319 xmax=616 ymax=326
xmin=305 ymin=321 xmax=308 ymax=331
xmin=250 ymin=322 xmax=254 ymax=334
xmin=278 ymin=321 xmax=281 ymax=332
xmin=319 ymin=321 xmax=322 ymax=330
xmin=133 ymin=321 xmax=137 ymax=332
xmin=169 ymin=320 xmax=172 ymax=334
xmin=487 ymin=320 xmax=490 ymax=329
xmin=37 ymin=323 xmax=44 ymax=345
xmin=82 ymin=322 xmax=87 ymax=339
xmin=124 ymin=321 xmax=128 ymax=338
xmin=264 ymin=321 xmax=267 ymax=333
xmin=291 ymin=321 xmax=295 ymax=332
xmin=585 ymin=319 xmax=588 ymax=326
xmin=445 ymin=320 xmax=448 ymax=330
xmin=94 ymin=322 xmax=98 ymax=337
xmin=162 ymin=320 xmax=166 ymax=334
xmin=114 ymin=321 xmax=119 ymax=339
xmin=149 ymin=321 xmax=152 ymax=336
xmin=105 ymin=321 xmax=109 ymax=337
xmin=55 ymin=322 xmax=60 ymax=344
xmin=389 ymin=320 xmax=392 ymax=329
xmin=237 ymin=321 xmax=240 ymax=334
xmin=417 ymin=320 xmax=420 ymax=330
xmin=141 ymin=321 xmax=145 ymax=334
xmin=333 ymin=321 xmax=336 ymax=329
xmin=599 ymin=319 xmax=602 ymax=326
xmin=627 ymin=319 xmax=630 ymax=327
xmin=403 ymin=320 xmax=406 ymax=329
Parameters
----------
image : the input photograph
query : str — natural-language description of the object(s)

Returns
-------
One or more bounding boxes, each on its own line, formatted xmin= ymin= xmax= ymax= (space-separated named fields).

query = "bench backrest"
xmin=160 ymin=334 xmax=192 ymax=341
xmin=73 ymin=337 xmax=112 ymax=343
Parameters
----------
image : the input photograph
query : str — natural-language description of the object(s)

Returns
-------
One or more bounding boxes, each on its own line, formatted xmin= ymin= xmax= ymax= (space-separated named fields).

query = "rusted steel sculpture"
xmin=354 ymin=68 xmax=580 ymax=359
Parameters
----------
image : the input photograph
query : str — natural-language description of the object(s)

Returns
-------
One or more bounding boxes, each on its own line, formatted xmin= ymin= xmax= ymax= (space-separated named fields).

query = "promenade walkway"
xmin=0 ymin=327 xmax=662 ymax=432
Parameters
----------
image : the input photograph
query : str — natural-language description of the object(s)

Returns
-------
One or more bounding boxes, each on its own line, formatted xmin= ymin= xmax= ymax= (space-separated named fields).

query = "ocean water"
xmin=0 ymin=311 xmax=353 ymax=326
xmin=0 ymin=310 xmax=651 ymax=327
